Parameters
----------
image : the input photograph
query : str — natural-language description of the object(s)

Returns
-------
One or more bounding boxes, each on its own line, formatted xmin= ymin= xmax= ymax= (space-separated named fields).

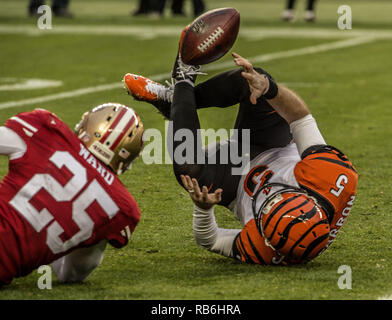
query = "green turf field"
xmin=0 ymin=0 xmax=392 ymax=300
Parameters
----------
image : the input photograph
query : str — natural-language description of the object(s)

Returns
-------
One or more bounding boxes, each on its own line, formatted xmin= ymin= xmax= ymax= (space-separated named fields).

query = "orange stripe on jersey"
xmin=234 ymin=219 xmax=281 ymax=265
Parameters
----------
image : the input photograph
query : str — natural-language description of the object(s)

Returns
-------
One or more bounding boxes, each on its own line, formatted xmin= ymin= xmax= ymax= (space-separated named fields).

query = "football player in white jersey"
xmin=123 ymin=44 xmax=358 ymax=264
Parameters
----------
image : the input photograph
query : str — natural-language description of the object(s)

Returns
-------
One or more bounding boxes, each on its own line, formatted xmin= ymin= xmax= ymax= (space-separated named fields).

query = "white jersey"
xmin=192 ymin=115 xmax=358 ymax=265
xmin=234 ymin=143 xmax=301 ymax=225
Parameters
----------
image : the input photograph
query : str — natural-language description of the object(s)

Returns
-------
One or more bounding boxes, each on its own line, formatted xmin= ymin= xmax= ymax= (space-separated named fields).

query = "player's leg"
xmin=52 ymin=0 xmax=72 ymax=17
xmin=307 ymin=0 xmax=317 ymax=10
xmin=51 ymin=241 xmax=107 ymax=283
xmin=171 ymin=0 xmax=184 ymax=16
xmin=123 ymin=73 xmax=174 ymax=118
xmin=287 ymin=0 xmax=296 ymax=9
xmin=124 ymin=66 xmax=264 ymax=116
xmin=193 ymin=68 xmax=251 ymax=109
xmin=282 ymin=0 xmax=296 ymax=21
xmin=123 ymin=65 xmax=291 ymax=154
xmin=192 ymin=0 xmax=205 ymax=17
xmin=170 ymin=80 xmax=240 ymax=206
xmin=122 ymin=67 xmax=250 ymax=119
xmin=195 ymin=66 xmax=291 ymax=154
xmin=304 ymin=0 xmax=317 ymax=22
xmin=149 ymin=0 xmax=165 ymax=17
xmin=132 ymin=0 xmax=150 ymax=16
xmin=233 ymin=99 xmax=292 ymax=154
xmin=28 ymin=0 xmax=44 ymax=16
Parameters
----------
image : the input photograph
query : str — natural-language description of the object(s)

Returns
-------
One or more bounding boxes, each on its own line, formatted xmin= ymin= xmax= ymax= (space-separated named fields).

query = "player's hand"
xmin=232 ymin=52 xmax=270 ymax=105
xmin=180 ymin=175 xmax=222 ymax=210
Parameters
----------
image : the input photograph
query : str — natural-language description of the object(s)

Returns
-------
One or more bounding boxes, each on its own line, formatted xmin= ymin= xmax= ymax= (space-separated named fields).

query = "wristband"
xmin=263 ymin=74 xmax=279 ymax=100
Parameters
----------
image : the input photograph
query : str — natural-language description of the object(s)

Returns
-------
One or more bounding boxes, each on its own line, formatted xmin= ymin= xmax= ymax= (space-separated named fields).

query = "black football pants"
xmin=170 ymin=68 xmax=292 ymax=207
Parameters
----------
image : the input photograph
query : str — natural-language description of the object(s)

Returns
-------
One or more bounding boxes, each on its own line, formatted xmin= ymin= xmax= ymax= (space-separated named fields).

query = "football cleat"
xmin=172 ymin=53 xmax=205 ymax=84
xmin=255 ymin=184 xmax=330 ymax=264
xmin=172 ymin=25 xmax=206 ymax=84
xmin=303 ymin=10 xmax=316 ymax=22
xmin=74 ymin=103 xmax=144 ymax=175
xmin=281 ymin=9 xmax=295 ymax=22
xmin=123 ymin=73 xmax=173 ymax=104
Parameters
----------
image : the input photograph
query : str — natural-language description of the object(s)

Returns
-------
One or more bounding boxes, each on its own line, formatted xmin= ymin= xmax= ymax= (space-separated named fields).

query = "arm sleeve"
xmin=289 ymin=114 xmax=326 ymax=156
xmin=51 ymin=240 xmax=107 ymax=283
xmin=193 ymin=205 xmax=240 ymax=258
xmin=0 ymin=126 xmax=26 ymax=159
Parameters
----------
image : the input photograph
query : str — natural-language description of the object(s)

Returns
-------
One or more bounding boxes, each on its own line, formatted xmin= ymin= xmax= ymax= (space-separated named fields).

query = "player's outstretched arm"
xmin=232 ymin=52 xmax=310 ymax=124
xmin=181 ymin=175 xmax=240 ymax=257
xmin=51 ymin=240 xmax=107 ymax=283
xmin=232 ymin=52 xmax=326 ymax=156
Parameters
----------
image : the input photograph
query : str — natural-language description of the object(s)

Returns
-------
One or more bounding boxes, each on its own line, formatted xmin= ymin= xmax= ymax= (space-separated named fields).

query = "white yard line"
xmin=0 ymin=79 xmax=63 ymax=91
xmin=1 ymin=24 xmax=392 ymax=39
xmin=378 ymin=294 xmax=392 ymax=300
xmin=0 ymin=36 xmax=375 ymax=110
xmin=204 ymin=36 xmax=375 ymax=72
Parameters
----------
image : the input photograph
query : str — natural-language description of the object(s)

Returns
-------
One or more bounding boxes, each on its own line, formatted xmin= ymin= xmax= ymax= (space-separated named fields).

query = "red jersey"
xmin=0 ymin=109 xmax=141 ymax=285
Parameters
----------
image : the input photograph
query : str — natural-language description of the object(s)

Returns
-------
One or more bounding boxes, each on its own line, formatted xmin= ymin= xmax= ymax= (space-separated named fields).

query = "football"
xmin=179 ymin=7 xmax=240 ymax=65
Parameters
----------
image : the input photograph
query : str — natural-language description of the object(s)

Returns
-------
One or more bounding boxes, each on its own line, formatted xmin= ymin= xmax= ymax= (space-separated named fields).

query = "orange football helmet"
xmin=254 ymin=184 xmax=330 ymax=264
xmin=75 ymin=103 xmax=144 ymax=175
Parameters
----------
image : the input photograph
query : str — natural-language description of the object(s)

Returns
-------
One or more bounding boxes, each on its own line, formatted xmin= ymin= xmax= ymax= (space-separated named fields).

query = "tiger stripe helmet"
xmin=257 ymin=189 xmax=330 ymax=264
xmin=75 ymin=103 xmax=144 ymax=175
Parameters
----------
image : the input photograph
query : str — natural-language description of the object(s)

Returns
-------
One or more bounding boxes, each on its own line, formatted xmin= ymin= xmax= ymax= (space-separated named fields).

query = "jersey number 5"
xmin=330 ymin=174 xmax=348 ymax=197
xmin=9 ymin=151 xmax=119 ymax=254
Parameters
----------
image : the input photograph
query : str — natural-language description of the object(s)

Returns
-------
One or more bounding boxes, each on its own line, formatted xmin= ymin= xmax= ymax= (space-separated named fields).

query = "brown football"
xmin=179 ymin=7 xmax=240 ymax=65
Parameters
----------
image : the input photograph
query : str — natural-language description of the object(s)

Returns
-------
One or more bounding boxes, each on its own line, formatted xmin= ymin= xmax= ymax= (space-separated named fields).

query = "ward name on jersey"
xmin=0 ymin=109 xmax=141 ymax=285
xmin=232 ymin=142 xmax=358 ymax=265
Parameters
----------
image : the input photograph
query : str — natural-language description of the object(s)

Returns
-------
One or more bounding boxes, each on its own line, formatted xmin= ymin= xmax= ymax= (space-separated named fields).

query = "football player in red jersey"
xmin=0 ymin=103 xmax=144 ymax=286
xmin=123 ymin=36 xmax=358 ymax=264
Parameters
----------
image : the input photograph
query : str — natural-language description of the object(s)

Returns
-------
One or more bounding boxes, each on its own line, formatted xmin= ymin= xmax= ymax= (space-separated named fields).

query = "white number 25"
xmin=9 ymin=151 xmax=119 ymax=254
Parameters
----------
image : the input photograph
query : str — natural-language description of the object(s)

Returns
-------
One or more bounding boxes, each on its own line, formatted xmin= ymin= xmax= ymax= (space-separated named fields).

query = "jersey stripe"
xmin=110 ymin=116 xmax=135 ymax=151
xmin=236 ymin=235 xmax=251 ymax=262
xmin=99 ymin=107 xmax=127 ymax=144
xmin=10 ymin=116 xmax=38 ymax=133
xmin=263 ymin=196 xmax=304 ymax=233
xmin=99 ymin=108 xmax=137 ymax=151
xmin=287 ymin=219 xmax=329 ymax=258
xmin=310 ymin=156 xmax=357 ymax=173
xmin=246 ymin=233 xmax=265 ymax=264
xmin=273 ymin=205 xmax=317 ymax=250
xmin=301 ymin=233 xmax=329 ymax=261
